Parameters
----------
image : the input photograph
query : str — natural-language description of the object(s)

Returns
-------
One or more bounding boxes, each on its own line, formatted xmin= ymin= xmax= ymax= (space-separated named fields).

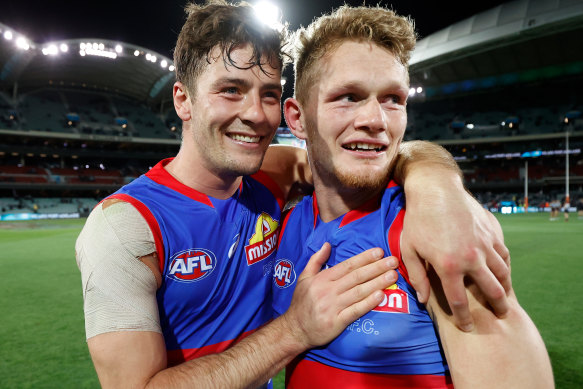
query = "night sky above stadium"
xmin=2 ymin=0 xmax=507 ymax=59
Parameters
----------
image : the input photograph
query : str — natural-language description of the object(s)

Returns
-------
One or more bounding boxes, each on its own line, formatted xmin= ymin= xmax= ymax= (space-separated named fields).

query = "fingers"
xmin=400 ymin=240 xmax=430 ymax=303
xmin=440 ymin=276 xmax=473 ymax=332
xmin=334 ymin=257 xmax=399 ymax=305
xmin=299 ymin=242 xmax=331 ymax=280
xmin=486 ymin=244 xmax=512 ymax=294
xmin=471 ymin=265 xmax=509 ymax=318
xmin=334 ymin=255 xmax=398 ymax=294
xmin=324 ymin=247 xmax=385 ymax=281
xmin=335 ymin=259 xmax=399 ymax=328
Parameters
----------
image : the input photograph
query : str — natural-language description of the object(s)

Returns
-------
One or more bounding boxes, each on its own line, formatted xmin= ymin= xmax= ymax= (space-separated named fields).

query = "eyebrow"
xmin=213 ymin=77 xmax=282 ymax=93
xmin=331 ymin=80 xmax=408 ymax=95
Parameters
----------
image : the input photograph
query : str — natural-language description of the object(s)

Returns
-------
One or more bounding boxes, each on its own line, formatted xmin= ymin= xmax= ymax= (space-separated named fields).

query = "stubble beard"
xmin=192 ymin=122 xmax=267 ymax=178
xmin=306 ymin=120 xmax=394 ymax=192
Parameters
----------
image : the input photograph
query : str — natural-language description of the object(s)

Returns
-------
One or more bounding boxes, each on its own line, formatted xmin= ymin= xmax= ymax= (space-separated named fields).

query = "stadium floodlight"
xmin=253 ymin=1 xmax=284 ymax=31
xmin=84 ymin=47 xmax=117 ymax=59
xmin=60 ymin=43 xmax=68 ymax=52
xmin=146 ymin=53 xmax=151 ymax=60
xmin=15 ymin=37 xmax=30 ymax=50
xmin=169 ymin=65 xmax=175 ymax=72
xmin=115 ymin=44 xmax=122 ymax=53
xmin=80 ymin=43 xmax=85 ymax=50
xmin=134 ymin=50 xmax=140 ymax=56
xmin=151 ymin=55 xmax=157 ymax=63
xmin=161 ymin=60 xmax=168 ymax=68
xmin=98 ymin=43 xmax=104 ymax=50
xmin=280 ymin=78 xmax=286 ymax=86
xmin=416 ymin=86 xmax=423 ymax=93
xmin=4 ymin=30 xmax=13 ymax=40
xmin=79 ymin=50 xmax=86 ymax=56
xmin=409 ymin=87 xmax=416 ymax=96
xmin=42 ymin=45 xmax=59 ymax=56
xmin=466 ymin=123 xmax=475 ymax=129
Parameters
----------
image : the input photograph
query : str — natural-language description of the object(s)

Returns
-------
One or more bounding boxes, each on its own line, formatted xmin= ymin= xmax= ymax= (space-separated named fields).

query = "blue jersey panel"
xmin=112 ymin=159 xmax=281 ymax=364
xmin=272 ymin=184 xmax=449 ymax=376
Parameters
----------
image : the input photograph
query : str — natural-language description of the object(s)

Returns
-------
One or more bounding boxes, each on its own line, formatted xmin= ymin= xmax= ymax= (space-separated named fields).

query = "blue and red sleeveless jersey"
xmin=272 ymin=182 xmax=452 ymax=388
xmin=109 ymin=158 xmax=283 ymax=367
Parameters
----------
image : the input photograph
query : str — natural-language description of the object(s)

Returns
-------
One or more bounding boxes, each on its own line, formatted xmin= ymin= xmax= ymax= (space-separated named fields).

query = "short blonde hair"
xmin=293 ymin=5 xmax=416 ymax=105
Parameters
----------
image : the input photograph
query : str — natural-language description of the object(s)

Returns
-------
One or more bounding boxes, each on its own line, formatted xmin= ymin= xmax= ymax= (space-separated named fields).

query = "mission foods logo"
xmin=372 ymin=284 xmax=410 ymax=314
xmin=273 ymin=259 xmax=296 ymax=288
xmin=168 ymin=248 xmax=216 ymax=282
xmin=245 ymin=212 xmax=279 ymax=265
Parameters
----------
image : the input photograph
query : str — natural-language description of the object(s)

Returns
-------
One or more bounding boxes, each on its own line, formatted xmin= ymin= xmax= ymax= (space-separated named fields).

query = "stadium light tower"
xmin=566 ymin=129 xmax=570 ymax=205
xmin=524 ymin=159 xmax=528 ymax=213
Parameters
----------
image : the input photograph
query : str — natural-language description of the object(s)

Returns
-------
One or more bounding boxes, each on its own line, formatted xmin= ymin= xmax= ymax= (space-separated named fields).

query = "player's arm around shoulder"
xmin=76 ymin=198 xmax=166 ymax=388
xmin=260 ymin=144 xmax=312 ymax=199
xmin=420 ymin=217 xmax=554 ymax=389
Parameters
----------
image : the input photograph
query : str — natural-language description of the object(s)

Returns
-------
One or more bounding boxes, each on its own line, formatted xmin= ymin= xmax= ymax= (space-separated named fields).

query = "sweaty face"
xmin=303 ymin=41 xmax=408 ymax=191
xmin=188 ymin=45 xmax=282 ymax=178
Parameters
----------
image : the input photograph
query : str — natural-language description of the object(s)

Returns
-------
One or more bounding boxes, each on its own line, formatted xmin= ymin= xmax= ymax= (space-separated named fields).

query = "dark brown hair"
xmin=173 ymin=0 xmax=290 ymax=96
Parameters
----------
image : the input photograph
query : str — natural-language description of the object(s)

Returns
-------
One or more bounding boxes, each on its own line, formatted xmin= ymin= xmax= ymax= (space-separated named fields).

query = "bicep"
xmin=88 ymin=331 xmax=167 ymax=389
xmin=426 ymin=271 xmax=552 ymax=389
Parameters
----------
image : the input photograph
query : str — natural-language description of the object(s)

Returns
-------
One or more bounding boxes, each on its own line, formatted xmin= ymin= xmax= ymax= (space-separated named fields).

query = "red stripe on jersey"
xmin=108 ymin=193 xmax=166 ymax=274
xmin=339 ymin=195 xmax=380 ymax=228
xmin=312 ymin=194 xmax=319 ymax=227
xmin=286 ymin=359 xmax=453 ymax=389
xmin=166 ymin=328 xmax=257 ymax=366
xmin=388 ymin=208 xmax=410 ymax=285
xmin=277 ymin=207 xmax=295 ymax=248
xmin=145 ymin=158 xmax=214 ymax=208
xmin=251 ymin=170 xmax=285 ymax=211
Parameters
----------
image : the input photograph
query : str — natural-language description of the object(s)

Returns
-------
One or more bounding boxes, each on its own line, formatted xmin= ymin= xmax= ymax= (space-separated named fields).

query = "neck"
xmin=166 ymin=146 xmax=242 ymax=200
xmin=312 ymin=178 xmax=384 ymax=223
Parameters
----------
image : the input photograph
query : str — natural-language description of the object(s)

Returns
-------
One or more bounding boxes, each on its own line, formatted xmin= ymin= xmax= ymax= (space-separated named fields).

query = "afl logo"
xmin=273 ymin=259 xmax=296 ymax=288
xmin=168 ymin=248 xmax=216 ymax=282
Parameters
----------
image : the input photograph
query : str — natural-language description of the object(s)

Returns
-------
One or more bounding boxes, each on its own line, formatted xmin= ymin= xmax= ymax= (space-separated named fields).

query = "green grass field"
xmin=0 ymin=213 xmax=581 ymax=388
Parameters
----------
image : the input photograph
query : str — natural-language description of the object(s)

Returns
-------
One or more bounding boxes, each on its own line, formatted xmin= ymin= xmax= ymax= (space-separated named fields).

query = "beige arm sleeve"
xmin=75 ymin=201 xmax=161 ymax=340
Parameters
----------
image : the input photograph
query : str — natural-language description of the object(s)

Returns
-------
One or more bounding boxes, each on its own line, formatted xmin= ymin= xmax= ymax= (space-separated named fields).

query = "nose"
xmin=354 ymin=99 xmax=387 ymax=132
xmin=239 ymin=93 xmax=268 ymax=125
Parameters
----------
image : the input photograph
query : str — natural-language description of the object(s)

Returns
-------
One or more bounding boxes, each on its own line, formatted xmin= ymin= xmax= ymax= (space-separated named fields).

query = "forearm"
xmin=393 ymin=140 xmax=462 ymax=189
xmin=148 ymin=315 xmax=305 ymax=389
xmin=261 ymin=145 xmax=312 ymax=198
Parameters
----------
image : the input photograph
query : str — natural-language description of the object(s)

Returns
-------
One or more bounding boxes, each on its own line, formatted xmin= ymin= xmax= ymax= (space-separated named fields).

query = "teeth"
xmin=229 ymin=134 xmax=260 ymax=143
xmin=345 ymin=142 xmax=383 ymax=151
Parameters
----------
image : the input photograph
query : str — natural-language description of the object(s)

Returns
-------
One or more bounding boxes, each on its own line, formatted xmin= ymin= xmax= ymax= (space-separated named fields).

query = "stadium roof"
xmin=0 ymin=0 xmax=582 ymax=106
xmin=409 ymin=0 xmax=583 ymax=98
xmin=0 ymin=28 xmax=175 ymax=107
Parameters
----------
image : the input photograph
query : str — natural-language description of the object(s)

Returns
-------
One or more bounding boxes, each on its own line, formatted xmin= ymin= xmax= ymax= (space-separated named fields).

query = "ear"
xmin=173 ymin=81 xmax=191 ymax=122
xmin=283 ymin=97 xmax=308 ymax=141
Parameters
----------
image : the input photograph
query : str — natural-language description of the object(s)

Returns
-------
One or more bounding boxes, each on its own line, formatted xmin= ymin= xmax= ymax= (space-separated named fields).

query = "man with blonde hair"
xmin=274 ymin=5 xmax=553 ymax=388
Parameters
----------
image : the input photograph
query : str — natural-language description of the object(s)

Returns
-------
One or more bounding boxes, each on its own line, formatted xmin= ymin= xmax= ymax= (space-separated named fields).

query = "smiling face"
xmin=300 ymin=40 xmax=408 ymax=191
xmin=181 ymin=44 xmax=283 ymax=179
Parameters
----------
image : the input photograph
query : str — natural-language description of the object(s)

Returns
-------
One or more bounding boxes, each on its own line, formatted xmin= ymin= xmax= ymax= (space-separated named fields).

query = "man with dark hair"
xmin=77 ymin=1 xmax=514 ymax=387
xmin=274 ymin=5 xmax=553 ymax=388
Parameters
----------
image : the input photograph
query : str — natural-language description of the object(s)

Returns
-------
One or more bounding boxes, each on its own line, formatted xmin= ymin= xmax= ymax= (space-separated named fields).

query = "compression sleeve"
xmin=75 ymin=201 xmax=161 ymax=340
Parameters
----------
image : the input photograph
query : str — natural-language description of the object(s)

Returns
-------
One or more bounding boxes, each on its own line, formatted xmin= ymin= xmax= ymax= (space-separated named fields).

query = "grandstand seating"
xmin=8 ymin=88 xmax=181 ymax=139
